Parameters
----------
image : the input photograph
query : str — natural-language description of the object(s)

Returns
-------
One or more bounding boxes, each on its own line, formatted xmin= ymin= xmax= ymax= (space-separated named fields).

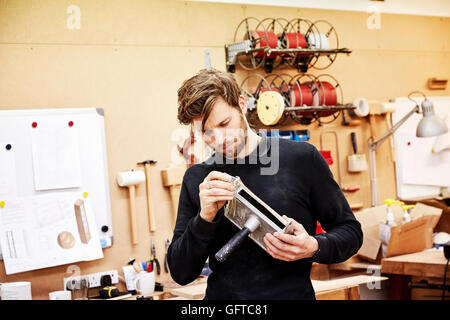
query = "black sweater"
xmin=167 ymin=134 xmax=363 ymax=300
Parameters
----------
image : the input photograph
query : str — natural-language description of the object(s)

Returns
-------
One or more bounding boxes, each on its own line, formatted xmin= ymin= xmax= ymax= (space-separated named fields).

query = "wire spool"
xmin=256 ymin=90 xmax=285 ymax=126
xmin=283 ymin=18 xmax=317 ymax=70
xmin=284 ymin=32 xmax=307 ymax=50
xmin=313 ymin=74 xmax=343 ymax=121
xmin=255 ymin=18 xmax=287 ymax=59
xmin=307 ymin=20 xmax=340 ymax=70
xmin=239 ymin=73 xmax=272 ymax=127
xmin=289 ymin=74 xmax=319 ymax=122
xmin=247 ymin=30 xmax=278 ymax=58
xmin=264 ymin=73 xmax=294 ymax=125
xmin=307 ymin=33 xmax=330 ymax=50
xmin=233 ymin=17 xmax=267 ymax=70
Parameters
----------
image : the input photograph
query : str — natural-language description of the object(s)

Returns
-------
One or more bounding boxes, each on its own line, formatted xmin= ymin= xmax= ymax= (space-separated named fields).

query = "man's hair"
xmin=177 ymin=68 xmax=241 ymax=129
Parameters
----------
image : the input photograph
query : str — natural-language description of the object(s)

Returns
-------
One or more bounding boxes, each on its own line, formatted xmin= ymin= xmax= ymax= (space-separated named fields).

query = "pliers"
xmin=151 ymin=238 xmax=161 ymax=275
xmin=164 ymin=239 xmax=170 ymax=273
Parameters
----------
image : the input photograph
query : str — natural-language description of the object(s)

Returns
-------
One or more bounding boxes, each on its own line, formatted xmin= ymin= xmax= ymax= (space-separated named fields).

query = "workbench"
xmin=164 ymin=275 xmax=388 ymax=300
xmin=381 ymin=249 xmax=450 ymax=299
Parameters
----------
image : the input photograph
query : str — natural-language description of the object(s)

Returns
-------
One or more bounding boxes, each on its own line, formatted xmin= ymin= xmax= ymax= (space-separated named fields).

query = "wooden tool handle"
xmin=128 ymin=185 xmax=139 ymax=245
xmin=144 ymin=165 xmax=156 ymax=232
xmin=351 ymin=132 xmax=357 ymax=154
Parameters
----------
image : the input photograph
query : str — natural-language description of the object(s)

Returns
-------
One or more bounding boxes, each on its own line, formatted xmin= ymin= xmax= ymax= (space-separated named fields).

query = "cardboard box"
xmin=354 ymin=203 xmax=442 ymax=261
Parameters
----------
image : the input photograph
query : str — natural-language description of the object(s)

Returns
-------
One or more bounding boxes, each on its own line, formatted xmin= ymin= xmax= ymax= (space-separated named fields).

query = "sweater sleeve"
xmin=167 ymin=169 xmax=223 ymax=285
xmin=308 ymin=144 xmax=363 ymax=264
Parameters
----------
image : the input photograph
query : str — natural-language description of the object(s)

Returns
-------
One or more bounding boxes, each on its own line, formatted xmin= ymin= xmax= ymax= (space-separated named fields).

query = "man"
xmin=167 ymin=68 xmax=363 ymax=300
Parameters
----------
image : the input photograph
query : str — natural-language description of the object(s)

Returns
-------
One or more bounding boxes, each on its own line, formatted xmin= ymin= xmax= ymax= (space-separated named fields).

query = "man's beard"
xmin=218 ymin=114 xmax=248 ymax=159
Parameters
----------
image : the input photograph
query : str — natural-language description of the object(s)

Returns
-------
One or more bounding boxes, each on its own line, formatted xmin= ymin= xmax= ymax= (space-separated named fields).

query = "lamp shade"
xmin=416 ymin=99 xmax=449 ymax=137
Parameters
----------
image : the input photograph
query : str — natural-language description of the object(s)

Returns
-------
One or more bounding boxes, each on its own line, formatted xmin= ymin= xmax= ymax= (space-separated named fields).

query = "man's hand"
xmin=263 ymin=215 xmax=319 ymax=262
xmin=199 ymin=171 xmax=235 ymax=222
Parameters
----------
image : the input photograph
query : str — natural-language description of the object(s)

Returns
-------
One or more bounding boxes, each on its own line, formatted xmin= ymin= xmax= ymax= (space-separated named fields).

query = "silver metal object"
xmin=223 ymin=176 xmax=293 ymax=252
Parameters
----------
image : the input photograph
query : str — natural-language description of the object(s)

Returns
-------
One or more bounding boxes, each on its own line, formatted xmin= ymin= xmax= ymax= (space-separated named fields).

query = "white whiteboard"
xmin=392 ymin=96 xmax=450 ymax=200
xmin=0 ymin=108 xmax=113 ymax=259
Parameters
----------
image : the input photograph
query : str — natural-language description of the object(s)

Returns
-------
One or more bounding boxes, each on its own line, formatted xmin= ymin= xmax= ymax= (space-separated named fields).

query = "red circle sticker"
xmin=32 ymin=122 xmax=38 ymax=128
xmin=68 ymin=121 xmax=74 ymax=127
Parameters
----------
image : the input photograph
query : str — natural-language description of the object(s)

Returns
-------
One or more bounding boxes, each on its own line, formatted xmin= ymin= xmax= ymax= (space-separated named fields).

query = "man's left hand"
xmin=263 ymin=215 xmax=319 ymax=262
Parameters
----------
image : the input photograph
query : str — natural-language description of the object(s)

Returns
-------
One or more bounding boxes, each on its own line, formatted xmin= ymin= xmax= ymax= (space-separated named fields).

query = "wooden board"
xmin=381 ymin=249 xmax=450 ymax=278
xmin=167 ymin=275 xmax=387 ymax=300
xmin=168 ymin=283 xmax=207 ymax=300
xmin=311 ymin=275 xmax=388 ymax=293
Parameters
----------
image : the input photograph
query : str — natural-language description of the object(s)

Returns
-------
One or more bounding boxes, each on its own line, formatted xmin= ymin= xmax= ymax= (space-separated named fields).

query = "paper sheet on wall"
xmin=0 ymin=192 xmax=103 ymax=275
xmin=398 ymin=132 xmax=450 ymax=187
xmin=31 ymin=125 xmax=82 ymax=191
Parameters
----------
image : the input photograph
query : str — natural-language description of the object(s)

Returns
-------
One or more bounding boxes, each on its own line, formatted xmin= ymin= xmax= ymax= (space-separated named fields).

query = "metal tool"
xmin=347 ymin=132 xmax=367 ymax=172
xmin=215 ymin=176 xmax=294 ymax=263
xmin=137 ymin=160 xmax=157 ymax=232
xmin=164 ymin=239 xmax=170 ymax=273
xmin=151 ymin=238 xmax=161 ymax=275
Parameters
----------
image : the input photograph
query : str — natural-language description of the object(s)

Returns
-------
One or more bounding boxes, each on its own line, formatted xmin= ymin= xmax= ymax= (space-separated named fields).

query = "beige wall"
xmin=0 ymin=0 xmax=449 ymax=299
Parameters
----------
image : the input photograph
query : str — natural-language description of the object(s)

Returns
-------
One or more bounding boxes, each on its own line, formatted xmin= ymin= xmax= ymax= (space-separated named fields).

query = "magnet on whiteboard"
xmin=83 ymin=192 xmax=89 ymax=198
xmin=0 ymin=201 xmax=5 ymax=208
xmin=32 ymin=122 xmax=38 ymax=128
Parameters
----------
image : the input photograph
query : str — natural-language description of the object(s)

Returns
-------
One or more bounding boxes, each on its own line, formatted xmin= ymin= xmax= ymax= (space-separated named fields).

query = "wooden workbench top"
xmin=381 ymin=249 xmax=450 ymax=278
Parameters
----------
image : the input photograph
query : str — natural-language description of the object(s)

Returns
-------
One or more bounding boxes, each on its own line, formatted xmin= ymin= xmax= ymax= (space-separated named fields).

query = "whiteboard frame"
xmin=0 ymin=107 xmax=113 ymax=260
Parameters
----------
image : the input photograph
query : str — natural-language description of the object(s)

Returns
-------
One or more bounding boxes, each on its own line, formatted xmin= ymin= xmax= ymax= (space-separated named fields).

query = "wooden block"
xmin=161 ymin=165 xmax=186 ymax=187
xmin=316 ymin=288 xmax=348 ymax=300
xmin=168 ymin=283 xmax=207 ymax=300
xmin=310 ymin=263 xmax=330 ymax=280
xmin=357 ymin=236 xmax=382 ymax=262
xmin=312 ymin=275 xmax=388 ymax=293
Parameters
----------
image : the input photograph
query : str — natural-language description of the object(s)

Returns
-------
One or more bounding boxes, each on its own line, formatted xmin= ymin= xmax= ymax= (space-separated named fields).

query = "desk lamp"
xmin=369 ymin=91 xmax=448 ymax=206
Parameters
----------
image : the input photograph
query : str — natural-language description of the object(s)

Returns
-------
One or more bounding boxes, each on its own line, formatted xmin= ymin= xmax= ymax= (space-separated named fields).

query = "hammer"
xmin=137 ymin=160 xmax=157 ymax=232
xmin=117 ymin=170 xmax=145 ymax=245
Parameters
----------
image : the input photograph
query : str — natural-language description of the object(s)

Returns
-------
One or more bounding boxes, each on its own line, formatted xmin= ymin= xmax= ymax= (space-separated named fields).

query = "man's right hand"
xmin=199 ymin=171 xmax=235 ymax=222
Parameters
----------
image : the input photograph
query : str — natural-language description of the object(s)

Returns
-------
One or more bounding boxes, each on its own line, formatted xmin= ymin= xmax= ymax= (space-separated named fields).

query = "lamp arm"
xmin=369 ymin=104 xmax=420 ymax=151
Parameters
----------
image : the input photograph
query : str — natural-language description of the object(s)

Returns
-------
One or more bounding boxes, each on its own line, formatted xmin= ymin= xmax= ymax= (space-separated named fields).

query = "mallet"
xmin=117 ymin=170 xmax=145 ymax=245
xmin=137 ymin=160 xmax=157 ymax=232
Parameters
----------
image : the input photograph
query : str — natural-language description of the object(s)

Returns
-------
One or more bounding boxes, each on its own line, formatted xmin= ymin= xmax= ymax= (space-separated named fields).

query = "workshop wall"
xmin=0 ymin=0 xmax=449 ymax=299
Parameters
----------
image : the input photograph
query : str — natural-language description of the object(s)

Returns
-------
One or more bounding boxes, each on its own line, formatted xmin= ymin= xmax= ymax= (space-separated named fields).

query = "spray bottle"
xmin=401 ymin=205 xmax=415 ymax=223
xmin=383 ymin=198 xmax=404 ymax=226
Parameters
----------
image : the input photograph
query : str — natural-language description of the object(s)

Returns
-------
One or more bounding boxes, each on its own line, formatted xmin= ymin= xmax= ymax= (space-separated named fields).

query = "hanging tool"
xmin=164 ymin=239 xmax=170 ymax=273
xmin=161 ymin=165 xmax=186 ymax=224
xmin=117 ymin=170 xmax=146 ymax=245
xmin=347 ymin=132 xmax=368 ymax=172
xmin=137 ymin=160 xmax=157 ymax=232
xmin=320 ymin=130 xmax=342 ymax=187
xmin=151 ymin=238 xmax=161 ymax=275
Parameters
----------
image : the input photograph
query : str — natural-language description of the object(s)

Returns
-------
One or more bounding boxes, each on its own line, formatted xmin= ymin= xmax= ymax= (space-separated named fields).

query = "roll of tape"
xmin=352 ymin=98 xmax=370 ymax=117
